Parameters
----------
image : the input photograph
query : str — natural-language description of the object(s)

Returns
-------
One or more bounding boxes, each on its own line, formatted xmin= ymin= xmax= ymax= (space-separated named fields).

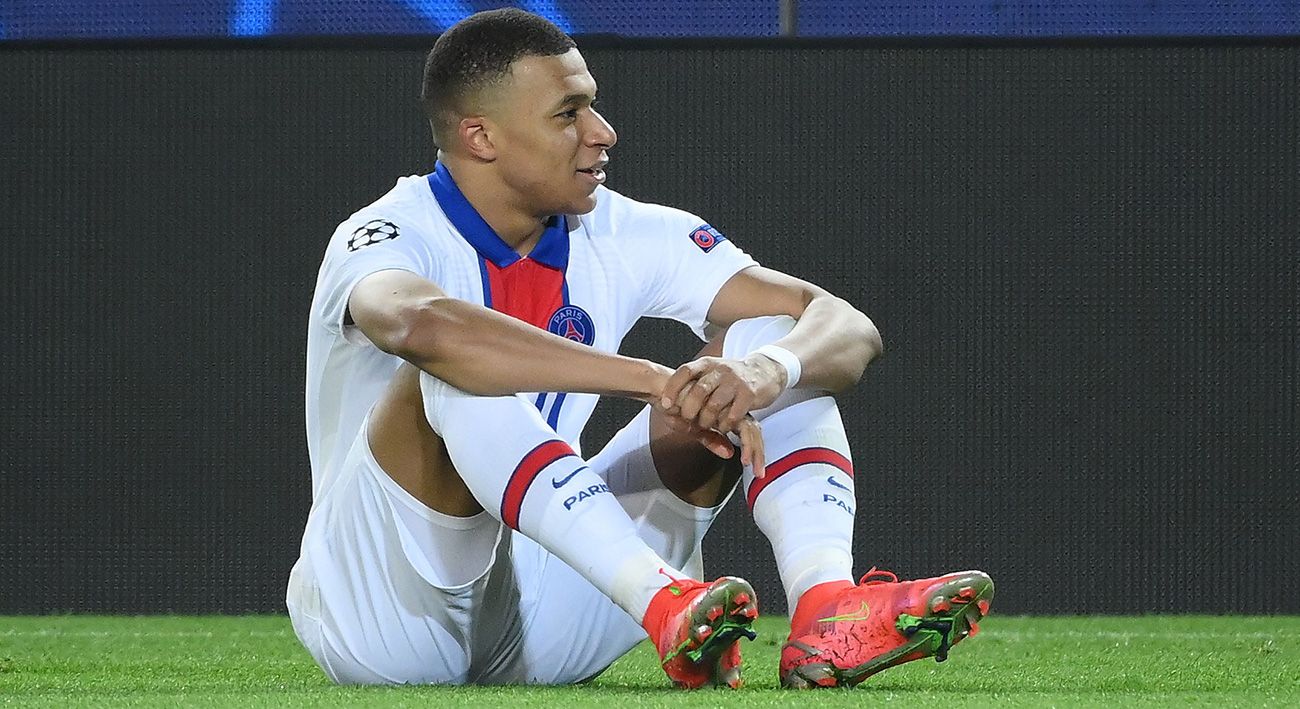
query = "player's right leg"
xmin=417 ymin=368 xmax=758 ymax=688
xmin=289 ymin=365 xmax=756 ymax=686
xmin=494 ymin=401 xmax=759 ymax=689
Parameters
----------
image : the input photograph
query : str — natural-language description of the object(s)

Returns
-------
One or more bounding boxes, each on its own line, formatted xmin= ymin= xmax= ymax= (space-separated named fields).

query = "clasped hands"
xmin=649 ymin=354 xmax=787 ymax=478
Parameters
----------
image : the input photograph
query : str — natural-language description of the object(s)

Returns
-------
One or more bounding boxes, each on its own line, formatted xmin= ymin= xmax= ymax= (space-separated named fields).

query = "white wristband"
xmin=752 ymin=344 xmax=802 ymax=391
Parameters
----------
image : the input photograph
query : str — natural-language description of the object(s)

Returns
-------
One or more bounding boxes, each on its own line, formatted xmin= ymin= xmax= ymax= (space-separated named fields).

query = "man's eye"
xmin=559 ymin=109 xmax=578 ymax=119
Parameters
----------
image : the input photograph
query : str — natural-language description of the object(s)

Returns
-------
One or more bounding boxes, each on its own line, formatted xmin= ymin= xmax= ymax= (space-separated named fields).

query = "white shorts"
xmin=286 ymin=407 xmax=728 ymax=685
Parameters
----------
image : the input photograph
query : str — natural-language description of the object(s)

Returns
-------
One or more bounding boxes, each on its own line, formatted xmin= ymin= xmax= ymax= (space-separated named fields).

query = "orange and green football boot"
xmin=780 ymin=567 xmax=994 ymax=688
xmin=641 ymin=575 xmax=759 ymax=689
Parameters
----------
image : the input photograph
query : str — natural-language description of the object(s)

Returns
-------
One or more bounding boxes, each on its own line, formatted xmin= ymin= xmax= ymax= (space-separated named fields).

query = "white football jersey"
xmin=305 ymin=163 xmax=757 ymax=503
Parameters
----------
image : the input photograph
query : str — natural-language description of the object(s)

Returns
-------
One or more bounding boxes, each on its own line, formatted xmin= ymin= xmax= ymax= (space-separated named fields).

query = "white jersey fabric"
xmin=304 ymin=163 xmax=756 ymax=505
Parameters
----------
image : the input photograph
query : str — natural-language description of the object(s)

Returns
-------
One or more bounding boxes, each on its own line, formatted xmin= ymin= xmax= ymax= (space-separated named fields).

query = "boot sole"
xmin=666 ymin=576 xmax=759 ymax=688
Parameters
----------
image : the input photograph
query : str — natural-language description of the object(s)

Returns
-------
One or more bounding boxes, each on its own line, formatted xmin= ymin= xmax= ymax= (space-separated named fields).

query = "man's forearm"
xmin=384 ymin=296 xmax=666 ymax=399
xmin=766 ymin=295 xmax=882 ymax=393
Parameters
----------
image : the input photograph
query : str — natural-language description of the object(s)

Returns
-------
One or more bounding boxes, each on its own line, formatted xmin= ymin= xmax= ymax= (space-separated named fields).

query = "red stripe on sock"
xmin=746 ymin=446 xmax=853 ymax=509
xmin=501 ymin=439 xmax=577 ymax=530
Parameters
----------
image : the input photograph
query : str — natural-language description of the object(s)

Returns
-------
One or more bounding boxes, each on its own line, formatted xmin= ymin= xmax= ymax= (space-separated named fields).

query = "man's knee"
xmin=646 ymin=420 xmax=742 ymax=508
xmin=646 ymin=329 xmax=741 ymax=507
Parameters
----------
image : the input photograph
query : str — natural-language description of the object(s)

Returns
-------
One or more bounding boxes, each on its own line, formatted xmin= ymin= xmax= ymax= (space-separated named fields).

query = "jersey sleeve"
xmin=629 ymin=205 xmax=758 ymax=340
xmin=314 ymin=215 xmax=435 ymax=344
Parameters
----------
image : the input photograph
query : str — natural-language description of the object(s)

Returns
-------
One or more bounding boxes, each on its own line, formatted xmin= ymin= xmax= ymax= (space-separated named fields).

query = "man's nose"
xmin=589 ymin=109 xmax=617 ymax=148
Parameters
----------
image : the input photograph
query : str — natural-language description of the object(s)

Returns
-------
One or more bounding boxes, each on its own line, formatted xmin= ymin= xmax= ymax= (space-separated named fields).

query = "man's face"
xmin=484 ymin=48 xmax=616 ymax=216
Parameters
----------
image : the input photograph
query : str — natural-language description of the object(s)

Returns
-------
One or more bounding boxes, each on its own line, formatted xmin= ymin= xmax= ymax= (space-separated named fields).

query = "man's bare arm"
xmin=350 ymin=269 xmax=758 ymax=464
xmin=662 ymin=266 xmax=883 ymax=431
xmin=349 ymin=269 xmax=667 ymax=400
xmin=706 ymin=266 xmax=882 ymax=391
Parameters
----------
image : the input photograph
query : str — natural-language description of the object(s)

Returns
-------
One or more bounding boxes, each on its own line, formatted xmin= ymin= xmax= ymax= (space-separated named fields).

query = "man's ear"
xmin=459 ymin=115 xmax=497 ymax=161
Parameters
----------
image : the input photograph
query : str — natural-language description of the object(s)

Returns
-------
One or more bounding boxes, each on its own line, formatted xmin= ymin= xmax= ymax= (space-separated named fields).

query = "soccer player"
xmin=287 ymin=8 xmax=993 ymax=689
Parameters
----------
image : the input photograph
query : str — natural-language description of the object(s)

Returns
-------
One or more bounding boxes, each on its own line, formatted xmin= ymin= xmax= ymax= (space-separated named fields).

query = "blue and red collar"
xmin=427 ymin=162 xmax=570 ymax=270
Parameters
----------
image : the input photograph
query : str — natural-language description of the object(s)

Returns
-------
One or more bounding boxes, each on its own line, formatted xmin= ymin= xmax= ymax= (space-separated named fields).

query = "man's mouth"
xmin=577 ymin=160 xmax=608 ymax=183
xmin=577 ymin=166 xmax=607 ymax=183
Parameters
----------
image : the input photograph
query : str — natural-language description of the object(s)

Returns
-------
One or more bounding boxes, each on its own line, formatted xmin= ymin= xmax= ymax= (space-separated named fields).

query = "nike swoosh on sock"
xmin=552 ymin=465 xmax=590 ymax=488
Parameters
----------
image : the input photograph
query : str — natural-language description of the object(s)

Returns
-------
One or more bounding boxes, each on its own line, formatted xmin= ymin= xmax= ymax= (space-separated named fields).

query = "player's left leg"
xmin=719 ymin=316 xmax=995 ymax=689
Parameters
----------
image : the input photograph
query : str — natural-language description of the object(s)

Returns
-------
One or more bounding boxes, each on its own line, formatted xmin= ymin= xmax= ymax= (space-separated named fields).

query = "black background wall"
xmin=2 ymin=44 xmax=1296 ymax=615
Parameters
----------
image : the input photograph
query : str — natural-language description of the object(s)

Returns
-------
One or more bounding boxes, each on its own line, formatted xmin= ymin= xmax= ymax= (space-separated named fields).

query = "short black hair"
xmin=421 ymin=8 xmax=576 ymax=149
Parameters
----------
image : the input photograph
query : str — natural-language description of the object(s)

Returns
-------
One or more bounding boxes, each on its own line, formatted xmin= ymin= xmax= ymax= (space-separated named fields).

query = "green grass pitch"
xmin=2 ymin=615 xmax=1297 ymax=707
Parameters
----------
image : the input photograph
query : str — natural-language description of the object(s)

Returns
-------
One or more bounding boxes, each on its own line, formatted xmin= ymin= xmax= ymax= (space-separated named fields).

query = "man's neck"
xmin=443 ymin=159 xmax=547 ymax=255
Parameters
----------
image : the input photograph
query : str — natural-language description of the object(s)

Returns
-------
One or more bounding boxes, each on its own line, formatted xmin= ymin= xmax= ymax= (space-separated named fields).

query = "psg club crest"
xmin=548 ymin=305 xmax=596 ymax=346
xmin=347 ymin=219 xmax=400 ymax=252
xmin=689 ymin=224 xmax=727 ymax=253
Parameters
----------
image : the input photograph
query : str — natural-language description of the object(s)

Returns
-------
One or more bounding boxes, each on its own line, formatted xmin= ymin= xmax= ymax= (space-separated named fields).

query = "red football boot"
xmin=641 ymin=575 xmax=759 ymax=689
xmin=780 ymin=567 xmax=994 ymax=688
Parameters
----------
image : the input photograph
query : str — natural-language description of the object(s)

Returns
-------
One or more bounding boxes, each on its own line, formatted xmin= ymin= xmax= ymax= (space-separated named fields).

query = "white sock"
xmin=420 ymin=373 xmax=683 ymax=622
xmin=724 ymin=317 xmax=857 ymax=611
xmin=746 ymin=399 xmax=856 ymax=611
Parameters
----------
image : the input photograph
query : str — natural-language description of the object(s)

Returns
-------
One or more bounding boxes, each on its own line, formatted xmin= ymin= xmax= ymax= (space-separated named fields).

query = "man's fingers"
xmin=656 ymin=358 xmax=766 ymax=471
xmin=660 ymin=359 xmax=710 ymax=409
xmin=670 ymin=380 xmax=698 ymax=418
xmin=676 ymin=369 xmax=723 ymax=422
xmin=694 ymin=427 xmax=733 ymax=459
xmin=696 ymin=385 xmax=738 ymax=432
xmin=657 ymin=407 xmax=733 ymax=459
xmin=739 ymin=417 xmax=765 ymax=478
xmin=718 ymin=396 xmax=751 ymax=434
